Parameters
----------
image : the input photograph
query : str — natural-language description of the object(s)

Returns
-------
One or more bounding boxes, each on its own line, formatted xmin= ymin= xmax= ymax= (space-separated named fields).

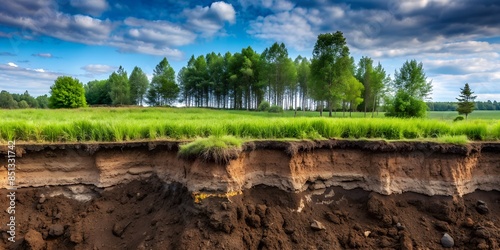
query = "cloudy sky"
xmin=0 ymin=0 xmax=499 ymax=101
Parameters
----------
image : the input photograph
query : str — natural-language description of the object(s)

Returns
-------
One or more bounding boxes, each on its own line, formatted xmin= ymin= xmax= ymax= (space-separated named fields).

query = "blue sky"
xmin=1 ymin=0 xmax=499 ymax=102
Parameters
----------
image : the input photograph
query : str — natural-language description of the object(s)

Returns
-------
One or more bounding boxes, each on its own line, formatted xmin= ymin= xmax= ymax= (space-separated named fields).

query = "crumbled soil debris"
xmin=1 ymin=175 xmax=498 ymax=250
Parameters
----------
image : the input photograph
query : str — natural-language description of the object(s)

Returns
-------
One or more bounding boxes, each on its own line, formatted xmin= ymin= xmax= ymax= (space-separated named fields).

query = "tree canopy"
xmin=147 ymin=58 xmax=179 ymax=106
xmin=49 ymin=76 xmax=87 ymax=108
xmin=393 ymin=60 xmax=432 ymax=99
xmin=456 ymin=83 xmax=477 ymax=120
xmin=310 ymin=31 xmax=352 ymax=116
xmin=386 ymin=60 xmax=432 ymax=118
xmin=109 ymin=66 xmax=130 ymax=105
xmin=129 ymin=66 xmax=149 ymax=105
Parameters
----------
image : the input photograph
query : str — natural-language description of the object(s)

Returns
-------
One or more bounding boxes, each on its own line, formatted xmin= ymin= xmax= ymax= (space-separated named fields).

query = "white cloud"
xmin=32 ymin=53 xmax=53 ymax=58
xmin=239 ymin=0 xmax=294 ymax=12
xmin=396 ymin=0 xmax=429 ymax=13
xmin=115 ymin=17 xmax=197 ymax=58
xmin=0 ymin=1 xmax=239 ymax=60
xmin=0 ymin=8 xmax=114 ymax=46
xmin=124 ymin=17 xmax=196 ymax=47
xmin=211 ymin=2 xmax=237 ymax=24
xmin=248 ymin=7 xmax=317 ymax=50
xmin=0 ymin=63 xmax=61 ymax=96
xmin=81 ymin=64 xmax=116 ymax=75
xmin=70 ymin=0 xmax=109 ymax=16
xmin=183 ymin=1 xmax=236 ymax=37
xmin=7 ymin=62 xmax=18 ymax=67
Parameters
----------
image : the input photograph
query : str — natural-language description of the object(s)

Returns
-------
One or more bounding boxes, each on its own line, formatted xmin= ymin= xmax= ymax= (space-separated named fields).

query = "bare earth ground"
xmin=1 ymin=175 xmax=499 ymax=250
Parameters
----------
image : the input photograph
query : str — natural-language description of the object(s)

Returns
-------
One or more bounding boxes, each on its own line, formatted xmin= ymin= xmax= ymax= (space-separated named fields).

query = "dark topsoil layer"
xmin=9 ymin=139 xmax=500 ymax=156
xmin=1 ymin=175 xmax=499 ymax=250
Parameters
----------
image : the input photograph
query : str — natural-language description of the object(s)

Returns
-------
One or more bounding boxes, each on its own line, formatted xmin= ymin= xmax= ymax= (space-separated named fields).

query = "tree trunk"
xmin=371 ymin=94 xmax=377 ymax=118
xmin=328 ymin=100 xmax=332 ymax=117
xmin=342 ymin=101 xmax=346 ymax=117
xmin=294 ymin=89 xmax=297 ymax=117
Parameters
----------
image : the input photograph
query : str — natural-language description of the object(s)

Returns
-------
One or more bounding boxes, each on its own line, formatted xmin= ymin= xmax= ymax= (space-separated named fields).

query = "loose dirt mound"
xmin=1 ymin=175 xmax=499 ymax=250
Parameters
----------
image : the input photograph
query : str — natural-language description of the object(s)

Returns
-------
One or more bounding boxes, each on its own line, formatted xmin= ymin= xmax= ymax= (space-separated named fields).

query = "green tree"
xmin=260 ymin=42 xmax=290 ymax=107
xmin=206 ymin=52 xmax=225 ymax=108
xmin=369 ymin=63 xmax=390 ymax=116
xmin=85 ymin=80 xmax=111 ymax=105
xmin=386 ymin=60 xmax=432 ymax=118
xmin=356 ymin=56 xmax=373 ymax=115
xmin=310 ymin=31 xmax=351 ymax=117
xmin=283 ymin=57 xmax=297 ymax=113
xmin=49 ymin=76 xmax=87 ymax=108
xmin=36 ymin=95 xmax=49 ymax=108
xmin=385 ymin=90 xmax=427 ymax=118
xmin=129 ymin=66 xmax=149 ymax=105
xmin=147 ymin=57 xmax=179 ymax=106
xmin=108 ymin=66 xmax=130 ymax=105
xmin=18 ymin=100 xmax=29 ymax=109
xmin=295 ymin=56 xmax=311 ymax=112
xmin=343 ymin=75 xmax=364 ymax=117
xmin=0 ymin=91 xmax=18 ymax=109
xmin=456 ymin=83 xmax=477 ymax=120
xmin=393 ymin=60 xmax=432 ymax=99
xmin=228 ymin=47 xmax=262 ymax=109
xmin=21 ymin=91 xmax=38 ymax=108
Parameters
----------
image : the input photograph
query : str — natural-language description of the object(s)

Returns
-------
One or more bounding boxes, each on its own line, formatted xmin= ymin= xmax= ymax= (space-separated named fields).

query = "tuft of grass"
xmin=436 ymin=135 xmax=469 ymax=145
xmin=178 ymin=135 xmax=243 ymax=164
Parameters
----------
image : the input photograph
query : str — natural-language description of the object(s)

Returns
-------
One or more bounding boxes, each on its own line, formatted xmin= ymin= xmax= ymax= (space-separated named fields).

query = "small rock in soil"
xmin=392 ymin=216 xmax=400 ymax=224
xmin=476 ymin=204 xmax=489 ymax=214
xmin=364 ymin=231 xmax=371 ymax=237
xmin=464 ymin=217 xmax=474 ymax=227
xmin=48 ymin=224 xmax=65 ymax=237
xmin=441 ymin=233 xmax=454 ymax=248
xmin=23 ymin=229 xmax=46 ymax=250
xmin=325 ymin=212 xmax=341 ymax=224
xmin=38 ymin=195 xmax=46 ymax=204
xmin=311 ymin=220 xmax=326 ymax=231
xmin=434 ymin=220 xmax=451 ymax=232
xmin=112 ymin=221 xmax=131 ymax=237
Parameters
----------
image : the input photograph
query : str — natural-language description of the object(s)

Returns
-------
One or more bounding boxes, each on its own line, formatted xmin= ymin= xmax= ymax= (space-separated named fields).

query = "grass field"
xmin=0 ymin=107 xmax=499 ymax=143
xmin=427 ymin=110 xmax=500 ymax=120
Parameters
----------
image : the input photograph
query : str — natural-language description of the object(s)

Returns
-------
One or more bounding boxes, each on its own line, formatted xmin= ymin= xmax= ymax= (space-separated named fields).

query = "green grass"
xmin=435 ymin=135 xmax=469 ymax=145
xmin=178 ymin=135 xmax=243 ymax=164
xmin=427 ymin=110 xmax=500 ymax=120
xmin=0 ymin=107 xmax=499 ymax=143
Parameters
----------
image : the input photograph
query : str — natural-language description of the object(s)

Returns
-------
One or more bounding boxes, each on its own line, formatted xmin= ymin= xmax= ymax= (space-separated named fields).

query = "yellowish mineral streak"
xmin=192 ymin=190 xmax=242 ymax=203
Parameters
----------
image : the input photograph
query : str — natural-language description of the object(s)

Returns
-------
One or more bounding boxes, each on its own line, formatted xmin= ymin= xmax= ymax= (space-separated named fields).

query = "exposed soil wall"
xmin=2 ymin=140 xmax=499 ymax=196
xmin=1 ymin=140 xmax=499 ymax=249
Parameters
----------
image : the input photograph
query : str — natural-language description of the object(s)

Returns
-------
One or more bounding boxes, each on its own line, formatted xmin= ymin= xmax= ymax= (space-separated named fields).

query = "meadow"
xmin=0 ymin=107 xmax=499 ymax=143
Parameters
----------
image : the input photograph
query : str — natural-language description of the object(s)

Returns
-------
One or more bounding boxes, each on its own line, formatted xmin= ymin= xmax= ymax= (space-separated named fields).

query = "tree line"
xmin=77 ymin=31 xmax=399 ymax=116
xmin=40 ymin=30 xmax=489 ymax=118
xmin=0 ymin=90 xmax=48 ymax=109
xmin=428 ymin=101 xmax=500 ymax=111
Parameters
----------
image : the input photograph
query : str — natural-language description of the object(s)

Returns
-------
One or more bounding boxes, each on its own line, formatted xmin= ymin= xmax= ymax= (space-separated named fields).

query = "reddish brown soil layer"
xmin=1 ymin=175 xmax=499 ymax=250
